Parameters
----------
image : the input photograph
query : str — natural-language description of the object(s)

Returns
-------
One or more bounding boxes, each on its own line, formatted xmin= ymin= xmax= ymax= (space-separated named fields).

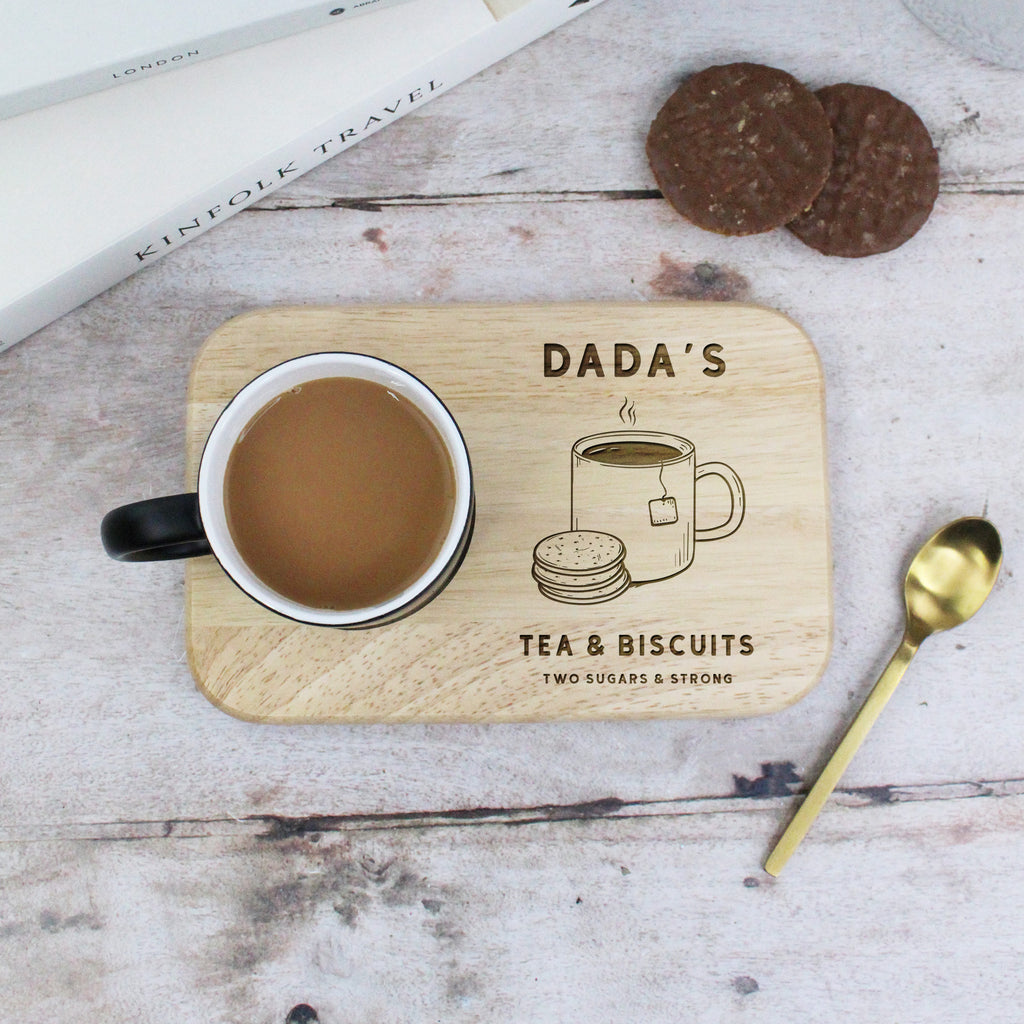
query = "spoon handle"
xmin=764 ymin=634 xmax=919 ymax=876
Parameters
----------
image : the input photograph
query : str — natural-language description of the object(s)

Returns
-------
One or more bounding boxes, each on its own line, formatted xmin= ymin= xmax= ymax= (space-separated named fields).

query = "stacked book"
xmin=0 ymin=0 xmax=608 ymax=352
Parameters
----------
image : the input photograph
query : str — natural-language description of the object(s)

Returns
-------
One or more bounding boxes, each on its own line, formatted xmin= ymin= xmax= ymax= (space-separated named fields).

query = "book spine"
xmin=0 ymin=0 xmax=417 ymax=121
xmin=0 ymin=0 xmax=607 ymax=353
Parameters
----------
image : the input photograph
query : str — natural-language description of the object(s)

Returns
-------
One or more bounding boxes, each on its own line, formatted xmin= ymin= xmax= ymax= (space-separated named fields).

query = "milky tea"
xmin=224 ymin=376 xmax=456 ymax=611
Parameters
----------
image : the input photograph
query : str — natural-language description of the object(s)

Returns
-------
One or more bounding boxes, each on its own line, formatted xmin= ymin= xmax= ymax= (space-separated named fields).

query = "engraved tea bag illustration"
xmin=620 ymin=398 xmax=679 ymax=532
xmin=648 ymin=462 xmax=679 ymax=526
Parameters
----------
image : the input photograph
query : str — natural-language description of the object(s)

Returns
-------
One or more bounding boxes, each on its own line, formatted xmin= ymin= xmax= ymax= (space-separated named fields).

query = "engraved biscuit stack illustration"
xmin=531 ymin=530 xmax=631 ymax=605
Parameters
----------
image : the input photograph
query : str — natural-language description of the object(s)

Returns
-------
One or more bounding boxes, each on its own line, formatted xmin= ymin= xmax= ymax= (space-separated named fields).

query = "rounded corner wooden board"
xmin=184 ymin=302 xmax=832 ymax=723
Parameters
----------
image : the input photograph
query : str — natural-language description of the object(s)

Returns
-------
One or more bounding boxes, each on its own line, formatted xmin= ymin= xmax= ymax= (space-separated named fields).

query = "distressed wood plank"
xmin=2 ymin=792 xmax=1023 ymax=1022
xmin=4 ymin=776 xmax=1022 ymax=843
xmin=261 ymin=0 xmax=1024 ymax=210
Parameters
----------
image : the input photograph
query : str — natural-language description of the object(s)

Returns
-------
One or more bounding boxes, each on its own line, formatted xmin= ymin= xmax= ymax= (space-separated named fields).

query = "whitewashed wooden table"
xmin=2 ymin=1 xmax=1022 ymax=1020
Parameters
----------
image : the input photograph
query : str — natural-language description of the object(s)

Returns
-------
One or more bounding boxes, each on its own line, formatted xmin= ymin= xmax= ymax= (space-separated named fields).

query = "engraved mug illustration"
xmin=570 ymin=430 xmax=745 ymax=584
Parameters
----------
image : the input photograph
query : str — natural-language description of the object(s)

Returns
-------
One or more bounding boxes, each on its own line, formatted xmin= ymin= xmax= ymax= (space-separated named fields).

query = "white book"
xmin=0 ymin=0 xmax=608 ymax=353
xmin=0 ymin=0 xmax=417 ymax=120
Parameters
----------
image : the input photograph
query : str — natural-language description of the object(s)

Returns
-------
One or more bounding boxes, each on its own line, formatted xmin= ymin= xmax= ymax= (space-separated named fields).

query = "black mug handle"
xmin=101 ymin=493 xmax=212 ymax=561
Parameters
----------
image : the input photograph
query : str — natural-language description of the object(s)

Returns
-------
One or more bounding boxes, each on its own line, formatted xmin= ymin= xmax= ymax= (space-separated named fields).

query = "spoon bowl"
xmin=765 ymin=516 xmax=1002 ymax=875
xmin=905 ymin=517 xmax=1003 ymax=643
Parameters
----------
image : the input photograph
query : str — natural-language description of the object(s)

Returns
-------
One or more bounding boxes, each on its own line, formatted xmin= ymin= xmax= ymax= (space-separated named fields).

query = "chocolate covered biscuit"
xmin=646 ymin=63 xmax=833 ymax=236
xmin=787 ymin=83 xmax=939 ymax=257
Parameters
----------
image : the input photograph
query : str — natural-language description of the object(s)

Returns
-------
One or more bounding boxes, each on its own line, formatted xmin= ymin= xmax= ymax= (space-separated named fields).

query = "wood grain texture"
xmin=2 ymin=0 xmax=1023 ymax=1018
xmin=263 ymin=0 xmax=1024 ymax=207
xmin=3 ymin=790 xmax=1024 ymax=1022
xmin=185 ymin=303 xmax=830 ymax=722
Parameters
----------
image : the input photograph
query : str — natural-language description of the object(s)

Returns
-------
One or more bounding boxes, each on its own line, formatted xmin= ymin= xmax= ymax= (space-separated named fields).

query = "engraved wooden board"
xmin=185 ymin=303 xmax=831 ymax=722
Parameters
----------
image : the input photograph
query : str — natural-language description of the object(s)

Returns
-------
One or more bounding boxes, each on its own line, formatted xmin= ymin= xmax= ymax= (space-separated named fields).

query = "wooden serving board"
xmin=185 ymin=303 xmax=831 ymax=723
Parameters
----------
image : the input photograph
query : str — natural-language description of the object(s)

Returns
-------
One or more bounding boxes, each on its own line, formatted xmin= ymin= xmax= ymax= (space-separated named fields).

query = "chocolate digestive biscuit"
xmin=646 ymin=62 xmax=833 ymax=236
xmin=787 ymin=83 xmax=940 ymax=257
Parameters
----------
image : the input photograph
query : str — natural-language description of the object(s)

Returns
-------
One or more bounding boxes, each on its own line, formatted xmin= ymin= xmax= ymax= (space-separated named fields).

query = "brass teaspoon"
xmin=764 ymin=516 xmax=1003 ymax=876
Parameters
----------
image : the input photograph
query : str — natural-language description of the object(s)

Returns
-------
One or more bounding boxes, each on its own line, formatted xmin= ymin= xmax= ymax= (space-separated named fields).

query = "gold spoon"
xmin=764 ymin=516 xmax=1002 ymax=876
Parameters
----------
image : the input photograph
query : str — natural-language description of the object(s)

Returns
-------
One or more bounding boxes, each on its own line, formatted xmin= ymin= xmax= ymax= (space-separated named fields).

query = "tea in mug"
xmin=580 ymin=439 xmax=684 ymax=466
xmin=223 ymin=376 xmax=456 ymax=610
